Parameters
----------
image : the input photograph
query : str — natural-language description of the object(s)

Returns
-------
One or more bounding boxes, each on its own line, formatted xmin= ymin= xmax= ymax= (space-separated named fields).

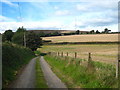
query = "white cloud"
xmin=2 ymin=0 xmax=18 ymax=7
xmin=75 ymin=1 xmax=118 ymax=13
xmin=0 ymin=0 xmax=118 ymax=33
xmin=55 ymin=10 xmax=70 ymax=16
xmin=81 ymin=24 xmax=118 ymax=32
xmin=0 ymin=21 xmax=63 ymax=33
xmin=0 ymin=20 xmax=118 ymax=34
xmin=0 ymin=15 xmax=15 ymax=22
xmin=76 ymin=4 xmax=90 ymax=11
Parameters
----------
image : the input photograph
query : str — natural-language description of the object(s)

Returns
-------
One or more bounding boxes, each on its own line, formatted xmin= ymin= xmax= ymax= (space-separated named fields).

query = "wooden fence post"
xmin=58 ymin=52 xmax=59 ymax=56
xmin=87 ymin=52 xmax=95 ymax=72
xmin=61 ymin=52 xmax=63 ymax=57
xmin=88 ymin=53 xmax=92 ymax=62
xmin=67 ymin=52 xmax=68 ymax=57
xmin=75 ymin=52 xmax=77 ymax=59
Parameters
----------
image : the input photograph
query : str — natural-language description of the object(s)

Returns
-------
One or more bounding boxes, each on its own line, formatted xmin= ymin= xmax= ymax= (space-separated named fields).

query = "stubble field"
xmin=40 ymin=34 xmax=119 ymax=65
xmin=38 ymin=44 xmax=118 ymax=65
xmin=42 ymin=34 xmax=118 ymax=43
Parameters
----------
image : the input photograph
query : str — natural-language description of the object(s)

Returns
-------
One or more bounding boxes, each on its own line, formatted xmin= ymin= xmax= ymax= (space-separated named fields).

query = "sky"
xmin=0 ymin=0 xmax=119 ymax=33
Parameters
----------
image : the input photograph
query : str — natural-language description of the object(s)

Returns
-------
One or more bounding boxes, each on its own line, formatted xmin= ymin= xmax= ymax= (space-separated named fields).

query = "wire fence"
xmin=47 ymin=51 xmax=120 ymax=79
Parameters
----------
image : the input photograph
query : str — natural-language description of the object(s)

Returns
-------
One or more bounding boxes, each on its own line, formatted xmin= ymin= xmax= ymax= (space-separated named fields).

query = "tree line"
xmin=36 ymin=28 xmax=112 ymax=37
xmin=2 ymin=27 xmax=113 ymax=51
xmin=76 ymin=28 xmax=111 ymax=34
xmin=2 ymin=26 xmax=42 ymax=51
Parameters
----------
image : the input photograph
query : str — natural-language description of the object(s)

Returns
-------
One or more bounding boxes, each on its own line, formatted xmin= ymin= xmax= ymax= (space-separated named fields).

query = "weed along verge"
xmin=35 ymin=57 xmax=48 ymax=88
xmin=44 ymin=54 xmax=118 ymax=88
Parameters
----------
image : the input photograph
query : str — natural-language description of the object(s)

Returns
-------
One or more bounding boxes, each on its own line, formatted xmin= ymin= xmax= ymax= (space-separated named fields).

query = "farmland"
xmin=42 ymin=34 xmax=118 ymax=43
xmin=40 ymin=34 xmax=119 ymax=65
xmin=38 ymin=44 xmax=118 ymax=65
xmin=38 ymin=34 xmax=119 ymax=88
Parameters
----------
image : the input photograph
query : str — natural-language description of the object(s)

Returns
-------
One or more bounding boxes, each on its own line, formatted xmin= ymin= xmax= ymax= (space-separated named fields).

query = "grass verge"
xmin=35 ymin=57 xmax=48 ymax=88
xmin=44 ymin=55 xmax=118 ymax=88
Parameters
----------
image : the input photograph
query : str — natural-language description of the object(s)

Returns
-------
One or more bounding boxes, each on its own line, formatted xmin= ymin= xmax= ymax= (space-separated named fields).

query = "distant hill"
xmin=27 ymin=30 xmax=75 ymax=34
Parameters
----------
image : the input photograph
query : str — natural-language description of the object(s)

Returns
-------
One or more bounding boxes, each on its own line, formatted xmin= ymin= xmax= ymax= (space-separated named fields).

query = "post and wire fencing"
xmin=48 ymin=51 xmax=119 ymax=79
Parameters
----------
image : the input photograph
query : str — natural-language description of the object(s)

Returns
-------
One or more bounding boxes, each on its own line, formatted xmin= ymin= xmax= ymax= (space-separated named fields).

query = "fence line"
xmin=49 ymin=51 xmax=119 ymax=79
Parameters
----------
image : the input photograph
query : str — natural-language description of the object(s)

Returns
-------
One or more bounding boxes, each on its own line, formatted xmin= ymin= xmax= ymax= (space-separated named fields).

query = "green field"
xmin=38 ymin=44 xmax=118 ymax=65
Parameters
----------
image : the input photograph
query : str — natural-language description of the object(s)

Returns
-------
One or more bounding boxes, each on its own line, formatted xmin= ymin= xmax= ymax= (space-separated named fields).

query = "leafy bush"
xmin=12 ymin=32 xmax=24 ymax=46
xmin=2 ymin=42 xmax=35 ymax=87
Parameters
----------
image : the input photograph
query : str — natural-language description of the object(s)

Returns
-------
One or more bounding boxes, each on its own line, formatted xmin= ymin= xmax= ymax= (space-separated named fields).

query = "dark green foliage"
xmin=96 ymin=30 xmax=100 ymax=34
xmin=90 ymin=30 xmax=95 ymax=34
xmin=51 ymin=31 xmax=60 ymax=36
xmin=102 ymin=28 xmax=111 ymax=34
xmin=12 ymin=26 xmax=26 ymax=46
xmin=76 ymin=30 xmax=80 ymax=34
xmin=2 ymin=30 xmax=14 ymax=42
xmin=44 ymin=32 xmax=61 ymax=37
xmin=16 ymin=26 xmax=26 ymax=33
xmin=26 ymin=31 xmax=42 ymax=51
xmin=12 ymin=32 xmax=24 ymax=46
xmin=2 ymin=42 xmax=35 ymax=87
xmin=12 ymin=27 xmax=42 ymax=51
xmin=37 ymin=32 xmax=46 ymax=37
xmin=34 ymin=50 xmax=41 ymax=56
xmin=104 ymin=28 xmax=109 ymax=33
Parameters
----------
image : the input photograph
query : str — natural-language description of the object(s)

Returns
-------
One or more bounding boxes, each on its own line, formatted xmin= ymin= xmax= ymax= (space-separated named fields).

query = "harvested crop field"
xmin=42 ymin=34 xmax=119 ymax=43
xmin=38 ymin=44 xmax=118 ymax=65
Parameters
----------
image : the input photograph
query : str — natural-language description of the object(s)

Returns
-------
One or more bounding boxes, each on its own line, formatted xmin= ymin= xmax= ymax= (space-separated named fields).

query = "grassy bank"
xmin=44 ymin=55 xmax=118 ymax=88
xmin=35 ymin=57 xmax=48 ymax=88
xmin=2 ymin=42 xmax=35 ymax=88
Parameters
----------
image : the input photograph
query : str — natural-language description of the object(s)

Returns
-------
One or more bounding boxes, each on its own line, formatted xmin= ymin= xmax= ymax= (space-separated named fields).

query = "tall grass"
xmin=2 ymin=42 xmax=35 ymax=88
xmin=44 ymin=55 xmax=118 ymax=88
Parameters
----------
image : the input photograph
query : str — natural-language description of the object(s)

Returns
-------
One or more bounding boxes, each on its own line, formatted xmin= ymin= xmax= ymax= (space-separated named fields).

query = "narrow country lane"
xmin=9 ymin=57 xmax=37 ymax=88
xmin=40 ymin=56 xmax=67 ymax=88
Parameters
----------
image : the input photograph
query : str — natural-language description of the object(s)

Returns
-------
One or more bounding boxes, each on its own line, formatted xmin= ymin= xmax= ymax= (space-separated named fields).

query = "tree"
xmin=76 ymin=30 xmax=80 ymax=34
xmin=12 ymin=32 xmax=24 ymax=46
xmin=38 ymin=32 xmax=46 ymax=37
xmin=12 ymin=26 xmax=26 ymax=46
xmin=2 ymin=30 xmax=14 ymax=42
xmin=26 ymin=31 xmax=42 ymax=51
xmin=104 ymin=28 xmax=109 ymax=33
xmin=16 ymin=26 xmax=26 ymax=33
xmin=96 ymin=30 xmax=100 ymax=34
xmin=12 ymin=27 xmax=42 ymax=51
xmin=103 ymin=28 xmax=111 ymax=33
xmin=90 ymin=30 xmax=95 ymax=34
xmin=52 ymin=31 xmax=60 ymax=36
